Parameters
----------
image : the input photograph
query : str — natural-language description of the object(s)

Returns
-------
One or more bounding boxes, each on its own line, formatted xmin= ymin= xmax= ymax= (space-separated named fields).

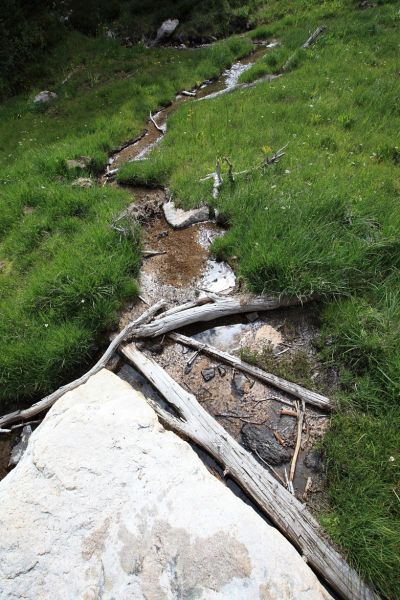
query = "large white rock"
xmin=33 ymin=90 xmax=57 ymax=104
xmin=0 ymin=370 xmax=331 ymax=600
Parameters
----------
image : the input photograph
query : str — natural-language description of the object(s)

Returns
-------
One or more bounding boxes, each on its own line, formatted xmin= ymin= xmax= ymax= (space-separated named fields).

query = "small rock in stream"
xmin=201 ymin=367 xmax=215 ymax=382
xmin=304 ymin=449 xmax=325 ymax=474
xmin=217 ymin=365 xmax=226 ymax=377
xmin=232 ymin=372 xmax=254 ymax=395
xmin=246 ymin=312 xmax=259 ymax=323
xmin=242 ymin=425 xmax=292 ymax=466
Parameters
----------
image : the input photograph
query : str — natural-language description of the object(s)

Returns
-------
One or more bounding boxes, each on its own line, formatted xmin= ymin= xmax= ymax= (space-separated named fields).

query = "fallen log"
xmin=149 ymin=111 xmax=166 ymax=134
xmin=120 ymin=344 xmax=379 ymax=600
xmin=168 ymin=331 xmax=332 ymax=411
xmin=130 ymin=295 xmax=313 ymax=339
xmin=302 ymin=25 xmax=326 ymax=49
xmin=0 ymin=300 xmax=166 ymax=430
xmin=155 ymin=296 xmax=214 ymax=320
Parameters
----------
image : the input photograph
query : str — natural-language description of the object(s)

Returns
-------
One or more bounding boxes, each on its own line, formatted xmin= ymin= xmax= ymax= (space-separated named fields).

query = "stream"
xmin=0 ymin=45 xmax=334 ymax=513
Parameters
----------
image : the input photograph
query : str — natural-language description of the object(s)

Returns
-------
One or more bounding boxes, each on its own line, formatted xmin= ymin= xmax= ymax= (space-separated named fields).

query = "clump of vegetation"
xmin=118 ymin=2 xmax=400 ymax=596
xmin=240 ymin=344 xmax=317 ymax=390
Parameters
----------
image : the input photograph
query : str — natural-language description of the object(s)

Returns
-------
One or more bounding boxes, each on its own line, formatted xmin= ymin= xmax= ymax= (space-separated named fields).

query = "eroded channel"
xmin=1 ymin=45 xmax=334 ymax=516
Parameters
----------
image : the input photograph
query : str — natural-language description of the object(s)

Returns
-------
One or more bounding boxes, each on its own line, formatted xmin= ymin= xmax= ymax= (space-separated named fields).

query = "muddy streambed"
xmin=0 ymin=45 xmax=333 ymax=514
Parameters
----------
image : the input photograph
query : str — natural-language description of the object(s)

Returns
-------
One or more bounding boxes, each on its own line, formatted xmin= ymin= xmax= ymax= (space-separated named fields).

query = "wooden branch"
xmin=213 ymin=159 xmax=223 ymax=199
xmin=302 ymin=26 xmax=326 ymax=49
xmin=0 ymin=300 xmax=166 ymax=430
xmin=120 ymin=344 xmax=379 ymax=600
xmin=155 ymin=296 xmax=214 ymax=320
xmin=289 ymin=400 xmax=305 ymax=485
xmin=130 ymin=295 xmax=314 ymax=340
xmin=143 ymin=249 xmax=167 ymax=257
xmin=168 ymin=331 xmax=331 ymax=411
xmin=149 ymin=111 xmax=166 ymax=134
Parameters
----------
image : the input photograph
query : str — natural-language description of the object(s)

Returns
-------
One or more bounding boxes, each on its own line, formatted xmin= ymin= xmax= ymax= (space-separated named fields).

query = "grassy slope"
xmin=0 ymin=32 xmax=252 ymax=404
xmin=118 ymin=1 xmax=400 ymax=597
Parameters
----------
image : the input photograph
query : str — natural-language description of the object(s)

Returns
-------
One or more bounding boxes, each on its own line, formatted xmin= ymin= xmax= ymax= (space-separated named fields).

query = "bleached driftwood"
xmin=130 ymin=295 xmax=311 ymax=339
xmin=213 ymin=160 xmax=223 ymax=199
xmin=149 ymin=111 xmax=166 ymax=134
xmin=155 ymin=296 xmax=214 ymax=319
xmin=0 ymin=301 xmax=166 ymax=430
xmin=168 ymin=332 xmax=332 ymax=411
xmin=196 ymin=73 xmax=278 ymax=102
xmin=201 ymin=144 xmax=288 ymax=195
xmin=282 ymin=26 xmax=326 ymax=72
xmin=288 ymin=399 xmax=305 ymax=491
xmin=120 ymin=344 xmax=379 ymax=600
xmin=302 ymin=26 xmax=326 ymax=49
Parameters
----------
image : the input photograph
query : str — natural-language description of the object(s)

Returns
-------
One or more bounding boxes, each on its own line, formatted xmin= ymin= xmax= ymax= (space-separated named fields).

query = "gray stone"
xmin=201 ymin=367 xmax=215 ymax=382
xmin=33 ymin=90 xmax=57 ymax=104
xmin=0 ymin=370 xmax=331 ymax=600
xmin=154 ymin=19 xmax=179 ymax=45
xmin=304 ymin=449 xmax=325 ymax=474
xmin=232 ymin=372 xmax=254 ymax=395
xmin=242 ymin=424 xmax=292 ymax=466
xmin=163 ymin=201 xmax=210 ymax=229
xmin=217 ymin=365 xmax=227 ymax=377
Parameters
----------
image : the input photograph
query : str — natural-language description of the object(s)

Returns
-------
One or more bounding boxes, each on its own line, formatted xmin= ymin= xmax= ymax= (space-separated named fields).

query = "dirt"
xmin=117 ymin=304 xmax=333 ymax=512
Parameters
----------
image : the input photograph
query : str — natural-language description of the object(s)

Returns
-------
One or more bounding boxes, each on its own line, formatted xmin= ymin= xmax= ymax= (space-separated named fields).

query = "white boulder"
xmin=33 ymin=90 xmax=57 ymax=104
xmin=0 ymin=369 xmax=332 ymax=600
xmin=163 ymin=200 xmax=210 ymax=228
xmin=154 ymin=19 xmax=179 ymax=45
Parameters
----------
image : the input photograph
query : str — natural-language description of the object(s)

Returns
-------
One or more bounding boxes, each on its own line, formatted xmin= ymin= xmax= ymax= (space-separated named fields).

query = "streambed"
xmin=1 ymin=47 xmax=334 ymax=513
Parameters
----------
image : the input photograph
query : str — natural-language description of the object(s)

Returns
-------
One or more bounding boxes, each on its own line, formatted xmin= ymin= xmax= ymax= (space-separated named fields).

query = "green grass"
xmin=117 ymin=2 xmax=400 ymax=596
xmin=0 ymin=31 xmax=252 ymax=405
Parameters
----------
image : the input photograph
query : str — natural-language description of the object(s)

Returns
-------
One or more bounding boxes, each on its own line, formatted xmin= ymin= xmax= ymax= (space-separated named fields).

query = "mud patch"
xmin=126 ymin=305 xmax=333 ymax=510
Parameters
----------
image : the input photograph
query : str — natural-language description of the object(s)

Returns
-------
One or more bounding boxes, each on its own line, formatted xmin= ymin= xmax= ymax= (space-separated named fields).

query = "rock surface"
xmin=163 ymin=200 xmax=210 ymax=228
xmin=33 ymin=90 xmax=57 ymax=104
xmin=66 ymin=156 xmax=91 ymax=170
xmin=154 ymin=19 xmax=179 ymax=45
xmin=0 ymin=370 xmax=331 ymax=600
xmin=242 ymin=424 xmax=292 ymax=466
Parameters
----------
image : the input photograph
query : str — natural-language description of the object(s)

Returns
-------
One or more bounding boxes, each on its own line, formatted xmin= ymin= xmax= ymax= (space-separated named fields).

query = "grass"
xmin=117 ymin=2 xmax=400 ymax=596
xmin=0 ymin=31 xmax=252 ymax=405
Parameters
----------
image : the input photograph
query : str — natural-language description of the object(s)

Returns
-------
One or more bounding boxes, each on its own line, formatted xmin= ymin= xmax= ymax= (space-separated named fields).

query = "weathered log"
xmin=149 ymin=111 xmax=166 ymax=134
xmin=0 ymin=300 xmax=166 ymax=430
xmin=130 ymin=295 xmax=313 ymax=339
xmin=156 ymin=296 xmax=214 ymax=319
xmin=120 ymin=344 xmax=379 ymax=600
xmin=168 ymin=331 xmax=332 ymax=410
xmin=302 ymin=26 xmax=326 ymax=49
xmin=213 ymin=159 xmax=223 ymax=199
